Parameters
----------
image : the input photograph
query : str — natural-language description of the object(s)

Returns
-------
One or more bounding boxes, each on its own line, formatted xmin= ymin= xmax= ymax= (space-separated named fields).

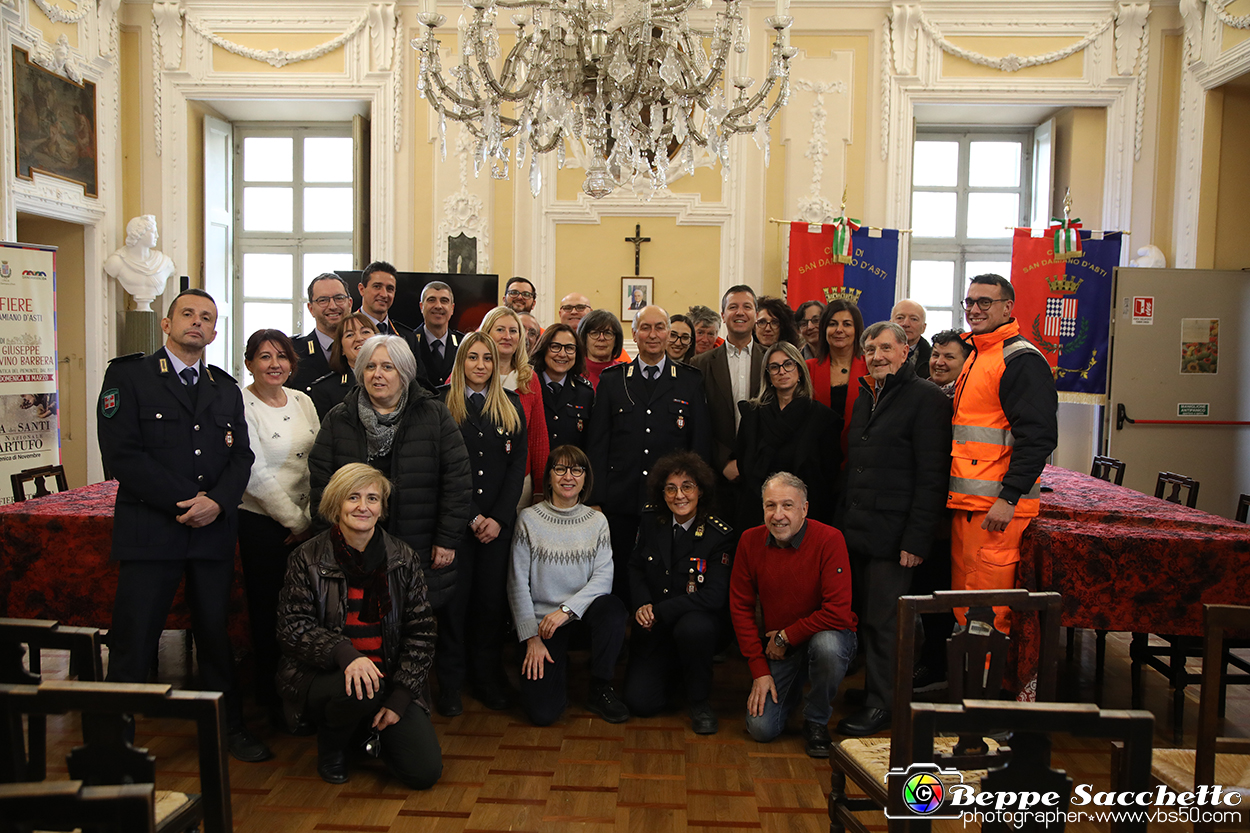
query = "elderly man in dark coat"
xmin=834 ymin=321 xmax=951 ymax=737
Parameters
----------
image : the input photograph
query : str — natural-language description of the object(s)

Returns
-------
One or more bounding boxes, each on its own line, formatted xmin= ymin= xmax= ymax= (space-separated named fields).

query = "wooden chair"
xmin=1152 ymin=604 xmax=1250 ymax=833
xmin=9 ymin=464 xmax=67 ymax=503
xmin=1155 ymin=470 xmax=1200 ymax=508
xmin=0 ymin=681 xmax=232 ymax=833
xmin=829 ymin=589 xmax=1063 ymax=833
xmin=1090 ymin=454 xmax=1126 ymax=485
xmin=1236 ymin=494 xmax=1249 ymax=523
xmin=0 ymin=780 xmax=156 ymax=833
xmin=904 ymin=700 xmax=1155 ymax=833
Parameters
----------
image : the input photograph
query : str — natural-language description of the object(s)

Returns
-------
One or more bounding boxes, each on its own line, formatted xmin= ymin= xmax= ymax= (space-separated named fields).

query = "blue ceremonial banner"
xmin=787 ymin=226 xmax=899 ymax=327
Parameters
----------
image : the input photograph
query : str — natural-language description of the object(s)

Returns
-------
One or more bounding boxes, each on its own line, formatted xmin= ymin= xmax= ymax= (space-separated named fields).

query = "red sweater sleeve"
xmin=729 ymin=529 xmax=769 ymax=679
xmin=785 ymin=525 xmax=856 ymax=645
xmin=521 ymin=376 xmax=549 ymax=485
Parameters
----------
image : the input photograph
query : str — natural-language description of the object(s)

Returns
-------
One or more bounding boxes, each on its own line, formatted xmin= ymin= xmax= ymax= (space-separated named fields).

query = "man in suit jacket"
xmin=587 ymin=305 xmax=712 ymax=605
xmin=892 ymin=299 xmax=931 ymax=380
xmin=413 ymin=280 xmax=463 ymax=387
xmin=97 ymin=288 xmax=270 ymax=762
xmin=356 ymin=260 xmax=433 ymax=389
xmin=288 ymin=272 xmax=352 ymax=393
xmin=690 ymin=285 xmax=764 ymax=515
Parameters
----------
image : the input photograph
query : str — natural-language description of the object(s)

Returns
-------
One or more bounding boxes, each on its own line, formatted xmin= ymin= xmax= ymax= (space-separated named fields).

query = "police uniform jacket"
xmin=97 ymin=347 xmax=254 ymax=562
xmin=437 ymin=387 xmax=528 ymax=532
xmin=287 ymin=331 xmax=331 ymax=394
xmin=586 ymin=358 xmax=711 ymax=514
xmin=308 ymin=371 xmax=355 ymax=421
xmin=414 ymin=325 xmax=463 ymax=388
xmin=628 ymin=506 xmax=733 ymax=624
xmin=540 ymin=373 xmax=594 ymax=450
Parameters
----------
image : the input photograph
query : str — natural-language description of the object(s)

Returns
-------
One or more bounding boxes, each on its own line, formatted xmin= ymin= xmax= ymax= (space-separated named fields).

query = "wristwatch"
xmin=773 ymin=631 xmax=789 ymax=649
xmin=559 ymin=604 xmax=578 ymax=620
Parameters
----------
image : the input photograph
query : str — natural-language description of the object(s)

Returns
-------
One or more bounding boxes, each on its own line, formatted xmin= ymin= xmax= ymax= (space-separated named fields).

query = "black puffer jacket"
xmin=309 ymin=381 xmax=472 ymax=609
xmin=276 ymin=528 xmax=435 ymax=716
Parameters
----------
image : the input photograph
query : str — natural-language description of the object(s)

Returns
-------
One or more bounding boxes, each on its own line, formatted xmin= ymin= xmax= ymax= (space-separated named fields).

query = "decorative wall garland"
xmin=393 ymin=16 xmax=403 ymax=152
xmin=879 ymin=15 xmax=891 ymax=162
xmin=793 ymin=77 xmax=847 ymax=224
xmin=184 ymin=10 xmax=369 ymax=68
xmin=917 ymin=12 xmax=1115 ymax=72
xmin=1134 ymin=17 xmax=1149 ymax=161
xmin=151 ymin=18 xmax=163 ymax=157
xmin=1212 ymin=0 xmax=1250 ymax=29
xmin=33 ymin=0 xmax=91 ymax=25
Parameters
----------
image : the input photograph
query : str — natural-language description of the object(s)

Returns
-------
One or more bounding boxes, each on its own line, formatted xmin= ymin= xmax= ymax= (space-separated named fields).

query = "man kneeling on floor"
xmin=729 ymin=472 xmax=857 ymax=758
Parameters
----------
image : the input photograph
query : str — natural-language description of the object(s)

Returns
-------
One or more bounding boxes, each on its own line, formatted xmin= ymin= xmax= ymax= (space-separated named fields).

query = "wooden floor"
xmin=29 ymin=629 xmax=1250 ymax=832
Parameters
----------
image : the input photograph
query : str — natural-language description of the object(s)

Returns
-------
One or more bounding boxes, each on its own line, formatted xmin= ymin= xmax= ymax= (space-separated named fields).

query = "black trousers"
xmin=518 ymin=594 xmax=627 ymax=726
xmin=106 ymin=557 xmax=240 ymax=722
xmin=910 ymin=538 xmax=955 ymax=672
xmin=604 ymin=512 xmax=640 ymax=609
xmin=238 ymin=510 xmax=297 ymax=710
xmin=622 ymin=608 xmax=717 ymax=716
xmin=305 ymin=670 xmax=442 ymax=790
xmin=436 ymin=532 xmax=511 ymax=693
xmin=859 ymin=555 xmax=916 ymax=711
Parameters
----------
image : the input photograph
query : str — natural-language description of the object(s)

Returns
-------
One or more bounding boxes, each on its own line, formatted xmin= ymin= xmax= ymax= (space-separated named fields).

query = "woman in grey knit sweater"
xmin=508 ymin=444 xmax=629 ymax=725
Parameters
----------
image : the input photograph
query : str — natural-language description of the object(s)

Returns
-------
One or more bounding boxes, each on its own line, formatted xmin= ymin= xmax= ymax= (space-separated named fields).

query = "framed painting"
xmin=621 ymin=277 xmax=653 ymax=320
xmin=12 ymin=46 xmax=97 ymax=197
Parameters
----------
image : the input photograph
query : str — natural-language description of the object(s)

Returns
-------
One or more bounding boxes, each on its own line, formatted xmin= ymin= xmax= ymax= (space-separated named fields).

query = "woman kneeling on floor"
xmin=276 ymin=462 xmax=442 ymax=788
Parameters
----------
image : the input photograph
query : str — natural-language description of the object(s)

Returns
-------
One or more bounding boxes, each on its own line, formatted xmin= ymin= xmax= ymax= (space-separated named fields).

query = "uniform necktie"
xmin=548 ymin=381 xmax=560 ymax=396
xmin=645 ymin=365 xmax=658 ymax=380
xmin=673 ymin=523 xmax=685 ymax=544
xmin=432 ymin=340 xmax=443 ymax=360
xmin=376 ymin=321 xmax=390 ymax=335
xmin=179 ymin=367 xmax=197 ymax=387
xmin=470 ymin=391 xmax=485 ymax=412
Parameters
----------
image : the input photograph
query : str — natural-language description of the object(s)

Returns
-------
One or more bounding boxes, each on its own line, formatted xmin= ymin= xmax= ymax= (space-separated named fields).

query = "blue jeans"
xmin=745 ymin=629 xmax=857 ymax=742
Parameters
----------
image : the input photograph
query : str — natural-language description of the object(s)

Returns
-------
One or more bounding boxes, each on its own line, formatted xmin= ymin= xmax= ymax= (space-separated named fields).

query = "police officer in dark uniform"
xmin=412 ymin=280 xmax=463 ymax=387
xmin=586 ymin=305 xmax=712 ymax=606
xmin=623 ymin=451 xmax=732 ymax=734
xmin=288 ymin=273 xmax=353 ymax=393
xmin=96 ymin=288 xmax=271 ymax=762
xmin=531 ymin=323 xmax=594 ymax=450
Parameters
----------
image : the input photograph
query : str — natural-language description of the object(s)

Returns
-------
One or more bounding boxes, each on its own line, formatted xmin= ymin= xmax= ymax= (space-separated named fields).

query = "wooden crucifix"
xmin=624 ymin=224 xmax=650 ymax=277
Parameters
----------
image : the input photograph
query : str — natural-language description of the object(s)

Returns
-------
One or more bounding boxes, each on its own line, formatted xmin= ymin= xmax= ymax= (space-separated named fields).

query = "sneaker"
xmin=912 ymin=663 xmax=948 ymax=694
xmin=803 ymin=719 xmax=832 ymax=758
xmin=586 ymin=683 xmax=630 ymax=724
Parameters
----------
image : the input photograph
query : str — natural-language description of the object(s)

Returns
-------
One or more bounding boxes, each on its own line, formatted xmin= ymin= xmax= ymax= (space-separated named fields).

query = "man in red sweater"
xmin=729 ymin=472 xmax=857 ymax=757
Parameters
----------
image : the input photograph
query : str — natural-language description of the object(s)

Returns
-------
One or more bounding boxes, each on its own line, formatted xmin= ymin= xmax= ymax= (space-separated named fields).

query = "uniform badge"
xmin=694 ymin=524 xmax=703 ymax=539
xmin=308 ymin=341 xmax=316 ymax=354
xmin=505 ymin=438 xmax=512 ymax=453
xmin=577 ymin=418 xmax=584 ymax=432
xmin=677 ymin=415 xmax=684 ymax=429
xmin=225 ymin=430 xmax=234 ymax=447
xmin=100 ymin=388 xmax=120 ymax=418
xmin=721 ymin=553 xmax=730 ymax=565
xmin=159 ymin=358 xmax=169 ymax=374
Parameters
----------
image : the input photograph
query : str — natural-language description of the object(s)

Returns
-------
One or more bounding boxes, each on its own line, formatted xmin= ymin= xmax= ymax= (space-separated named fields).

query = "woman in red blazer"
xmin=804 ymin=299 xmax=868 ymax=459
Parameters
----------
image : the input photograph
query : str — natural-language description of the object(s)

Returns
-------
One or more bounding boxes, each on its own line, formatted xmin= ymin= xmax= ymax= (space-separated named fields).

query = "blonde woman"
xmin=434 ymin=332 xmax=528 ymax=715
xmin=479 ymin=305 xmax=549 ymax=500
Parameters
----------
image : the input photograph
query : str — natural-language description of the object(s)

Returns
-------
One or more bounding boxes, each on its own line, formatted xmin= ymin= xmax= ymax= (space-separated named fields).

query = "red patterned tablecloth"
xmin=0 ymin=480 xmax=249 ymax=647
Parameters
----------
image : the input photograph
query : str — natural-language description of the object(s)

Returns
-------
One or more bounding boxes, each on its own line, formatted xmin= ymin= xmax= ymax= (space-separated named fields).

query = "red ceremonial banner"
xmin=787 ymin=223 xmax=841 ymax=307
xmin=1009 ymin=229 xmax=1064 ymax=370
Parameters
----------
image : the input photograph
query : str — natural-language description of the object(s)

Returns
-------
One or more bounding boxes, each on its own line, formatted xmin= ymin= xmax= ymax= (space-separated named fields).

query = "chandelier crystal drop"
xmin=413 ymin=0 xmax=795 ymax=199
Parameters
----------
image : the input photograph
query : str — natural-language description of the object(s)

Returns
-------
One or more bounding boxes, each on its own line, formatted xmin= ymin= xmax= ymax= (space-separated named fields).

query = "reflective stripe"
xmin=949 ymin=476 xmax=1041 ymax=501
xmin=1002 ymin=338 xmax=1044 ymax=364
xmin=952 ymin=424 xmax=1015 ymax=447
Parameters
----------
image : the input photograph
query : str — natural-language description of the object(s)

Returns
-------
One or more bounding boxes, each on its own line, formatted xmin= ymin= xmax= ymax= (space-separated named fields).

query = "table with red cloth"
xmin=0 ymin=480 xmax=250 ymax=650
xmin=1011 ymin=465 xmax=1250 ymax=693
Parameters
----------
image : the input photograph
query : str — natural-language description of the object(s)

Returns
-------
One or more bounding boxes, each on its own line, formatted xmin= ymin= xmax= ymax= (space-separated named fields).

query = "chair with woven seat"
xmin=1152 ymin=604 xmax=1250 ymax=833
xmin=1091 ymin=454 xmax=1126 ymax=485
xmin=1156 ymin=470 xmax=1200 ymax=508
xmin=829 ymin=589 xmax=1063 ymax=833
xmin=0 ymin=780 xmax=156 ymax=833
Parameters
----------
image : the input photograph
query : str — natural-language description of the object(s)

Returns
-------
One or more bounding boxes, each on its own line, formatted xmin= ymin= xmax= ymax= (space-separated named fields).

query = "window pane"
xmin=304 ymin=137 xmax=354 ymax=182
xmin=913 ymin=141 xmax=958 ymax=187
xmin=912 ymin=192 xmax=957 ymax=238
xmin=909 ymin=260 xmax=955 ymax=307
xmin=926 ymin=308 xmax=954 ymax=333
xmin=966 ymin=193 xmax=1018 ymax=238
xmin=966 ymin=261 xmax=1013 ymax=282
xmin=243 ymin=253 xmax=294 ymax=299
xmin=969 ymin=141 xmax=1021 ymax=187
xmin=243 ymin=187 xmax=293 ymax=232
xmin=243 ymin=301 xmax=297 ymax=341
xmin=304 ymin=187 xmax=354 ymax=232
xmin=243 ymin=137 xmax=293 ymax=182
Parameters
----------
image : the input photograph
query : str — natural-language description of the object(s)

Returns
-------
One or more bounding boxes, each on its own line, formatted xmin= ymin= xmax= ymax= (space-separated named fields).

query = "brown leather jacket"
xmin=276 ymin=528 xmax=435 ymax=716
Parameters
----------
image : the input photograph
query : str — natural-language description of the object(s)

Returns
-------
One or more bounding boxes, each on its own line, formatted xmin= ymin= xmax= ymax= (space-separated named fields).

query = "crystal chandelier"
xmin=413 ymin=0 xmax=795 ymax=199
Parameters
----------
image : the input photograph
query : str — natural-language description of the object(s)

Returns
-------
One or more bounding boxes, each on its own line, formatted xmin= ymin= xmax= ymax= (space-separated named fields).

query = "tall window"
xmin=908 ymin=130 xmax=1032 ymax=333
xmin=234 ymin=124 xmax=355 ymax=365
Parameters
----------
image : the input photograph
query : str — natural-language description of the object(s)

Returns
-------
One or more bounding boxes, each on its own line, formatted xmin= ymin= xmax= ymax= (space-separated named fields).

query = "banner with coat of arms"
xmin=1009 ymin=229 xmax=1121 ymax=404
xmin=786 ymin=223 xmax=899 ymax=328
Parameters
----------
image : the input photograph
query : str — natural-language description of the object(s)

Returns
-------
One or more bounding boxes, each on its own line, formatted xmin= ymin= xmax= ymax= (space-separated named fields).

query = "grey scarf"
xmin=358 ymin=387 xmax=408 ymax=460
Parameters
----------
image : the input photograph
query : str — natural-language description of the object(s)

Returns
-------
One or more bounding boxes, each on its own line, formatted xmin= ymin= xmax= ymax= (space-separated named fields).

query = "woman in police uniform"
xmin=623 ymin=450 xmax=732 ymax=735
xmin=307 ymin=312 xmax=377 ymax=420
xmin=531 ymin=323 xmax=594 ymax=450
xmin=435 ymin=332 xmax=528 ymax=716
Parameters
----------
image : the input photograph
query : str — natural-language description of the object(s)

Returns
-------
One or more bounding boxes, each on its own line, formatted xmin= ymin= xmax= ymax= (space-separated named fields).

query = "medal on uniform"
xmin=505 ymin=438 xmax=512 ymax=453
xmin=686 ymin=567 xmax=696 ymax=594
xmin=677 ymin=415 xmax=684 ymax=429
xmin=577 ymin=418 xmax=584 ymax=432
xmin=225 ymin=430 xmax=234 ymax=447
xmin=694 ymin=524 xmax=704 ymax=539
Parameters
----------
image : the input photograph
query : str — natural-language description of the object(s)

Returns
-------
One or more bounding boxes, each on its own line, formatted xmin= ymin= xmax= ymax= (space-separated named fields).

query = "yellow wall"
xmin=1213 ymin=79 xmax=1250 ymax=270
xmin=120 ymin=28 xmax=142 ymax=227
xmin=27 ymin=0 xmax=78 ymax=50
xmin=1051 ymin=107 xmax=1106 ymax=228
xmin=1196 ymin=89 xmax=1224 ymax=269
xmin=1223 ymin=0 xmax=1250 ymax=50
xmin=1150 ymin=33 xmax=1182 ymax=267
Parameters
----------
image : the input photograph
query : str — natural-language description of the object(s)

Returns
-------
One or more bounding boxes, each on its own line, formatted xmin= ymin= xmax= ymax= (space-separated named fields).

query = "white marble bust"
xmin=104 ymin=215 xmax=176 ymax=312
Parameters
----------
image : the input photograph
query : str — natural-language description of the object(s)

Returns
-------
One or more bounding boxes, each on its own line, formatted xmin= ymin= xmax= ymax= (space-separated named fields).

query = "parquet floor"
xmin=28 ymin=629 xmax=1250 ymax=832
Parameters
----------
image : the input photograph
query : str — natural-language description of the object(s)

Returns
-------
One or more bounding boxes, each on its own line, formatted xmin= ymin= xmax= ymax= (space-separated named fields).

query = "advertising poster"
xmin=0 ymin=241 xmax=58 ymax=504
xmin=1180 ymin=318 xmax=1218 ymax=375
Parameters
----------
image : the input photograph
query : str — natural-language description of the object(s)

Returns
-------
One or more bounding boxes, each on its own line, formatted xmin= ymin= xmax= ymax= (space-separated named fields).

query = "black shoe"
xmin=689 ymin=700 xmax=718 ymax=735
xmin=436 ymin=687 xmax=463 ymax=717
xmin=317 ymin=750 xmax=348 ymax=784
xmin=803 ymin=720 xmax=832 ymax=758
xmin=586 ymin=683 xmax=630 ymax=724
xmin=913 ymin=663 xmax=947 ymax=694
xmin=474 ymin=684 xmax=516 ymax=711
xmin=843 ymin=688 xmax=867 ymax=707
xmin=226 ymin=725 xmax=274 ymax=762
xmin=836 ymin=707 xmax=892 ymax=738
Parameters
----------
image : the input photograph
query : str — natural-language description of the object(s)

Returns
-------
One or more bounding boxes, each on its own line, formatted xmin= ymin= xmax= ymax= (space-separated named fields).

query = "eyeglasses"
xmin=588 ymin=329 xmax=615 ymax=340
xmin=766 ymin=359 xmax=798 ymax=374
xmin=755 ymin=319 xmax=779 ymax=331
xmin=312 ymin=294 xmax=351 ymax=307
xmin=551 ymin=465 xmax=586 ymax=477
xmin=664 ymin=482 xmax=698 ymax=496
xmin=668 ymin=333 xmax=692 ymax=345
xmin=799 ymin=316 xmax=821 ymax=328
xmin=506 ymin=289 xmax=536 ymax=300
xmin=963 ymin=297 xmax=1008 ymax=311
xmin=560 ymin=304 xmax=592 ymax=313
xmin=547 ymin=343 xmax=577 ymax=355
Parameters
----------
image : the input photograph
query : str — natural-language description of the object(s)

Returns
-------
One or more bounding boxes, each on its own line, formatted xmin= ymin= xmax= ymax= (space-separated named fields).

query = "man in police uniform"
xmin=412 ymin=280 xmax=463 ymax=387
xmin=97 ymin=288 xmax=271 ymax=762
xmin=586 ymin=305 xmax=711 ymax=605
xmin=288 ymin=272 xmax=352 ymax=393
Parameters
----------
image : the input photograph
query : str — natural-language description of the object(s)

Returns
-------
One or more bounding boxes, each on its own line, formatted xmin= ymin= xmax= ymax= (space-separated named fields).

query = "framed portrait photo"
xmin=621 ymin=277 xmax=653 ymax=320
xmin=13 ymin=46 xmax=98 ymax=197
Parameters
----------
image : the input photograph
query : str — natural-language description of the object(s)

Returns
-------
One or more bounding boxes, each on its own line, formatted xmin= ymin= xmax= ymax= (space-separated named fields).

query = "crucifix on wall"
xmin=624 ymin=224 xmax=650 ymax=276
xmin=622 ymin=225 xmax=653 ymax=318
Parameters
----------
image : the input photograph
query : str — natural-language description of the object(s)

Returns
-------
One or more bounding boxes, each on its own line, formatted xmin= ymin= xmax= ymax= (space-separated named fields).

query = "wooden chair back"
xmin=9 ymin=464 xmax=68 ymax=503
xmin=1197 ymin=605 xmax=1250 ymax=795
xmin=0 ymin=780 xmax=156 ymax=833
xmin=1090 ymin=455 xmax=1126 ymax=485
xmin=1155 ymin=471 xmax=1200 ymax=508
xmin=1236 ymin=494 xmax=1250 ymax=523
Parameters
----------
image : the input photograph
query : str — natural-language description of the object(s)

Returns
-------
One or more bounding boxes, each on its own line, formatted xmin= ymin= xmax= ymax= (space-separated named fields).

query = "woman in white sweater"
xmin=239 ymin=328 xmax=320 ymax=729
xmin=508 ymin=444 xmax=628 ymax=726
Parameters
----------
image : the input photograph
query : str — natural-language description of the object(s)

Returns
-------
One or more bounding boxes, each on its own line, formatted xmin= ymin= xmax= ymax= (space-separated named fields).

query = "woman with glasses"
xmin=805 ymin=299 xmax=867 ymax=459
xmin=623 ymin=451 xmax=732 ymax=734
xmin=795 ymin=300 xmax=825 ymax=360
xmin=667 ymin=313 xmax=696 ymax=362
xmin=508 ymin=445 xmax=629 ymax=726
xmin=531 ymin=323 xmax=595 ymax=450
xmin=754 ymin=296 xmax=802 ymax=349
xmin=435 ymin=332 xmax=528 ymax=716
xmin=479 ymin=306 xmax=549 ymax=505
xmin=577 ymin=309 xmax=626 ymax=390
xmin=308 ymin=312 xmax=377 ymax=420
xmin=738 ymin=342 xmax=840 ymax=527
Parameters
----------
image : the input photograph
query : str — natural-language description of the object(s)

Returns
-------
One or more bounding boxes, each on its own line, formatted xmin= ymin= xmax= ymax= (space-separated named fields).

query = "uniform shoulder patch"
xmin=99 ymin=387 xmax=120 ymax=418
xmin=108 ymin=352 xmax=144 ymax=364
xmin=706 ymin=515 xmax=732 ymax=536
xmin=642 ymin=503 xmax=659 ymax=515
